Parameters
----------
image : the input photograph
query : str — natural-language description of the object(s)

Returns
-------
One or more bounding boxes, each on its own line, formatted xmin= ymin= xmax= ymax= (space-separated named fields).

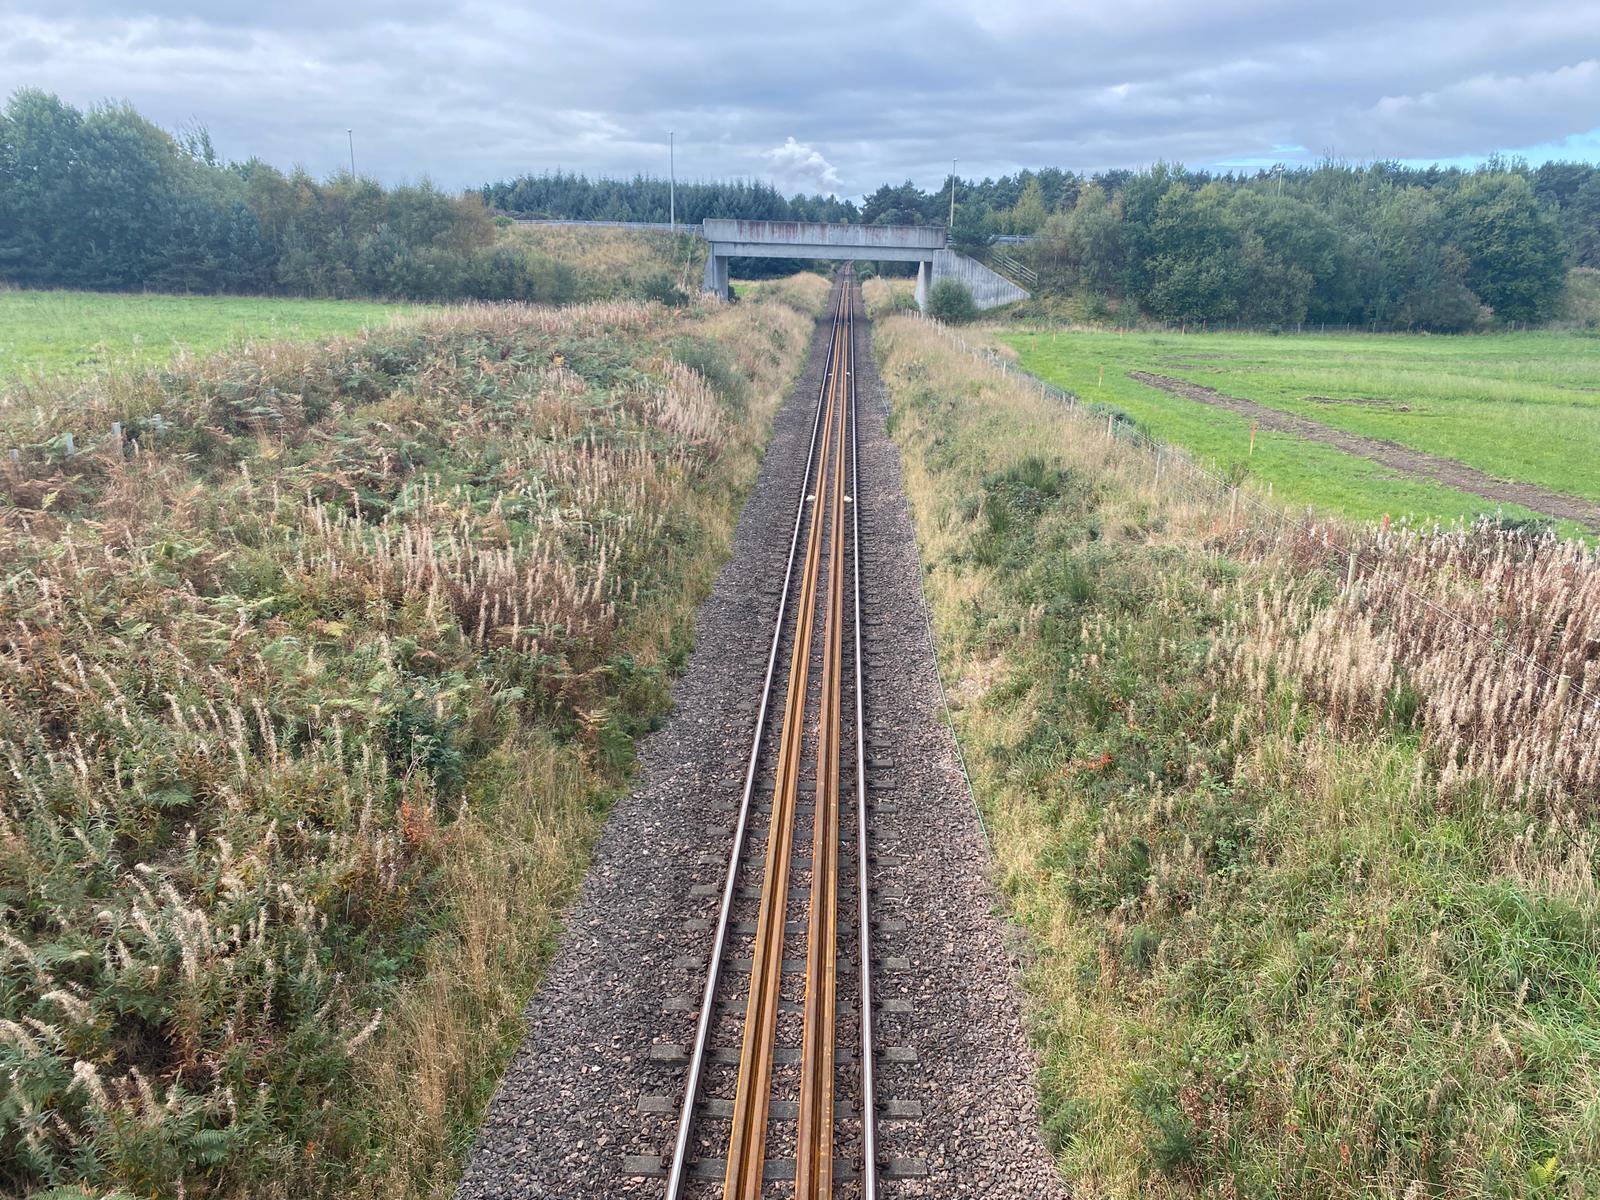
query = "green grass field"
xmin=879 ymin=314 xmax=1600 ymax=1198
xmin=1001 ymin=328 xmax=1600 ymax=530
xmin=0 ymin=290 xmax=421 ymax=384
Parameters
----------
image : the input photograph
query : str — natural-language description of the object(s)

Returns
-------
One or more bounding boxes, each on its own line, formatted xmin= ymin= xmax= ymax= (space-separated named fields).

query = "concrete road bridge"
xmin=509 ymin=217 xmax=1030 ymax=310
xmin=700 ymin=218 xmax=1028 ymax=310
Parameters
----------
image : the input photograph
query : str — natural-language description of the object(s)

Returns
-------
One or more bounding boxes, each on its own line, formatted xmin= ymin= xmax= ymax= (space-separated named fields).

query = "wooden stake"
xmin=1249 ymin=422 xmax=1257 ymax=456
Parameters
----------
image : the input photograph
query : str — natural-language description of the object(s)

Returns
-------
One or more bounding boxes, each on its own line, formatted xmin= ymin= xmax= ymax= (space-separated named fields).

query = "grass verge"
xmin=0 ymin=277 xmax=829 ymax=1198
xmin=877 ymin=314 xmax=1600 ymax=1199
xmin=500 ymin=224 xmax=705 ymax=306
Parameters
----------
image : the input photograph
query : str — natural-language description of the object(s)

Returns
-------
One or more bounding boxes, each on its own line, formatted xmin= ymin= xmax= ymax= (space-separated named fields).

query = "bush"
xmin=1559 ymin=267 xmax=1600 ymax=329
xmin=927 ymin=278 xmax=977 ymax=323
xmin=639 ymin=271 xmax=688 ymax=307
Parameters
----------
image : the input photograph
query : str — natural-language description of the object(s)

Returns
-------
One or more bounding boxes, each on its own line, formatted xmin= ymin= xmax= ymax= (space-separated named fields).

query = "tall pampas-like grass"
xmin=0 ymin=284 xmax=820 ymax=1196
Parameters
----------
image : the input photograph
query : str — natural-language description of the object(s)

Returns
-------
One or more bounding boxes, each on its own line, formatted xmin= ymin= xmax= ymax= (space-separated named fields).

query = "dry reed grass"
xmin=0 ymin=292 xmax=816 ymax=1197
xmin=876 ymin=313 xmax=1600 ymax=1198
xmin=502 ymin=224 xmax=705 ymax=302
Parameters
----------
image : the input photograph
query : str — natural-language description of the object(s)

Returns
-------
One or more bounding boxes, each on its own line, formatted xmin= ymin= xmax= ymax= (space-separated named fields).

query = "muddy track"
xmin=1130 ymin=370 xmax=1600 ymax=531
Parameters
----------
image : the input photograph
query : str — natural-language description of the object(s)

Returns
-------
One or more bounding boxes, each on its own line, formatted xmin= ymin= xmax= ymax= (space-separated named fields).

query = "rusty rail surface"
xmin=666 ymin=271 xmax=874 ymax=1199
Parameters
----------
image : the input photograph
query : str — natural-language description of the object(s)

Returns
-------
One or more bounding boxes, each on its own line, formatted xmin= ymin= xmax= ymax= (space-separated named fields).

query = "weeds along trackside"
xmin=0 ymin=286 xmax=822 ymax=1198
xmin=877 ymin=313 xmax=1600 ymax=1199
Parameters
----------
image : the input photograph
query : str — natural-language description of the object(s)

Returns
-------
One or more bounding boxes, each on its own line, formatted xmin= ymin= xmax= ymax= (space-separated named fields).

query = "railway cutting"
xmin=455 ymin=273 xmax=1064 ymax=1200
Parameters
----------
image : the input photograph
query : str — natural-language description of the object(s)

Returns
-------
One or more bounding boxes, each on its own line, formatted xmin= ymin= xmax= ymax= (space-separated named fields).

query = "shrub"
xmin=927 ymin=278 xmax=977 ymax=323
xmin=639 ymin=271 xmax=689 ymax=308
xmin=1559 ymin=267 xmax=1600 ymax=329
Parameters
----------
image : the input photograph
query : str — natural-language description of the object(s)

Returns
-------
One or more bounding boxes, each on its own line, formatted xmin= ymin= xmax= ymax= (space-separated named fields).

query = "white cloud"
xmin=760 ymin=137 xmax=843 ymax=195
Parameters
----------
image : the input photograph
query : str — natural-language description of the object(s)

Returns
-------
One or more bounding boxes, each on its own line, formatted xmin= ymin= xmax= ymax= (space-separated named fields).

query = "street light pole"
xmin=347 ymin=129 xmax=356 ymax=178
xmin=669 ymin=131 xmax=676 ymax=231
xmin=949 ymin=157 xmax=958 ymax=228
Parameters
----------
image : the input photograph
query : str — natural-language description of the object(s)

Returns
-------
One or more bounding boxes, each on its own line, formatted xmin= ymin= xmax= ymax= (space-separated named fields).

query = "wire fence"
xmin=921 ymin=318 xmax=1600 ymax=730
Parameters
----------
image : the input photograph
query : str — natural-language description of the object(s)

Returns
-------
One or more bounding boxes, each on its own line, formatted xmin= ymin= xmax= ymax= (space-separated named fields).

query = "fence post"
xmin=1345 ymin=548 xmax=1357 ymax=594
xmin=1106 ymin=413 xmax=1114 ymax=442
xmin=1229 ymin=487 xmax=1238 ymax=526
xmin=1154 ymin=448 xmax=1163 ymax=485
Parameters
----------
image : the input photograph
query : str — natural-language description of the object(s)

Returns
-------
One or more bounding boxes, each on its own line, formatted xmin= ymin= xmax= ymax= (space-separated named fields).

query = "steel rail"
xmin=724 ymin=304 xmax=843 ymax=1196
xmin=663 ymin=280 xmax=848 ymax=1200
xmin=795 ymin=278 xmax=849 ymax=1198
xmin=846 ymin=282 xmax=879 ymax=1200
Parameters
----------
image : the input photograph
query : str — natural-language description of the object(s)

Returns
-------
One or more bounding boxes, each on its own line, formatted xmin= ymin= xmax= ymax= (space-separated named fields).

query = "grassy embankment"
xmin=0 ymin=291 xmax=418 ymax=385
xmin=0 ymin=275 xmax=832 ymax=1198
xmin=999 ymin=328 xmax=1600 ymax=531
xmin=877 ymin=314 xmax=1600 ymax=1198
xmin=500 ymin=224 xmax=705 ymax=303
xmin=861 ymin=277 xmax=918 ymax=319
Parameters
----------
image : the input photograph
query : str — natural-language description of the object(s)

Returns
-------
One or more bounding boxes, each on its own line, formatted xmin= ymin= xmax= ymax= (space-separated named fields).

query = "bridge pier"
xmin=702 ymin=252 xmax=730 ymax=300
xmin=915 ymin=260 xmax=933 ymax=312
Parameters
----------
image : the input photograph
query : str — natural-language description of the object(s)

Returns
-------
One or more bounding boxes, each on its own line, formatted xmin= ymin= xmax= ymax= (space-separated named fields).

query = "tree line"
xmin=489 ymin=160 xmax=1598 ymax=330
xmin=5 ymin=87 xmax=1595 ymax=329
xmin=1014 ymin=161 xmax=1589 ymax=329
xmin=0 ymin=90 xmax=581 ymax=303
xmin=480 ymin=171 xmax=858 ymax=225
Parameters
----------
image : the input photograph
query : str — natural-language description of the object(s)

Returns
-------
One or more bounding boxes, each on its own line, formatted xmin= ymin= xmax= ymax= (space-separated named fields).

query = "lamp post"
xmin=669 ymin=131 xmax=676 ymax=231
xmin=949 ymin=157 xmax=957 ymax=228
xmin=347 ymin=129 xmax=356 ymax=177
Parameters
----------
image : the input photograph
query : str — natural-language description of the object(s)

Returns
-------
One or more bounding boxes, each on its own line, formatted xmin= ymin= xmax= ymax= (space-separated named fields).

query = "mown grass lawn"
xmin=0 ymin=289 xmax=421 ymax=383
xmin=1000 ymin=328 xmax=1600 ymax=528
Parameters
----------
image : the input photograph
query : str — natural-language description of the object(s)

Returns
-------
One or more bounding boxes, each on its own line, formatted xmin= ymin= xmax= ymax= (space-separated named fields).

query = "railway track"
xmin=664 ymin=271 xmax=877 ymax=1199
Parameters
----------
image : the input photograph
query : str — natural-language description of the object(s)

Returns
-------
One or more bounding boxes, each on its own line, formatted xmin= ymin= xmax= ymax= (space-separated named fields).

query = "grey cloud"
xmin=2 ymin=0 xmax=1598 ymax=193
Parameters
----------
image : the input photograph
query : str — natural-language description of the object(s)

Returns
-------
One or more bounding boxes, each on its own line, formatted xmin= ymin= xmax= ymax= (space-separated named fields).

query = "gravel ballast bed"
xmin=454 ymin=298 xmax=1065 ymax=1199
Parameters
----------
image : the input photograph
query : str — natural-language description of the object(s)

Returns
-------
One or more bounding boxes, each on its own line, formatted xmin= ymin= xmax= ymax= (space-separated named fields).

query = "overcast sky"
xmin=5 ymin=0 xmax=1599 ymax=197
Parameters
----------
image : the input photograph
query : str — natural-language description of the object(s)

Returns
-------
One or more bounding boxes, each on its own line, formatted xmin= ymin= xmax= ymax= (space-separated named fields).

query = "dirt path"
xmin=1129 ymin=370 xmax=1600 ymax=531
